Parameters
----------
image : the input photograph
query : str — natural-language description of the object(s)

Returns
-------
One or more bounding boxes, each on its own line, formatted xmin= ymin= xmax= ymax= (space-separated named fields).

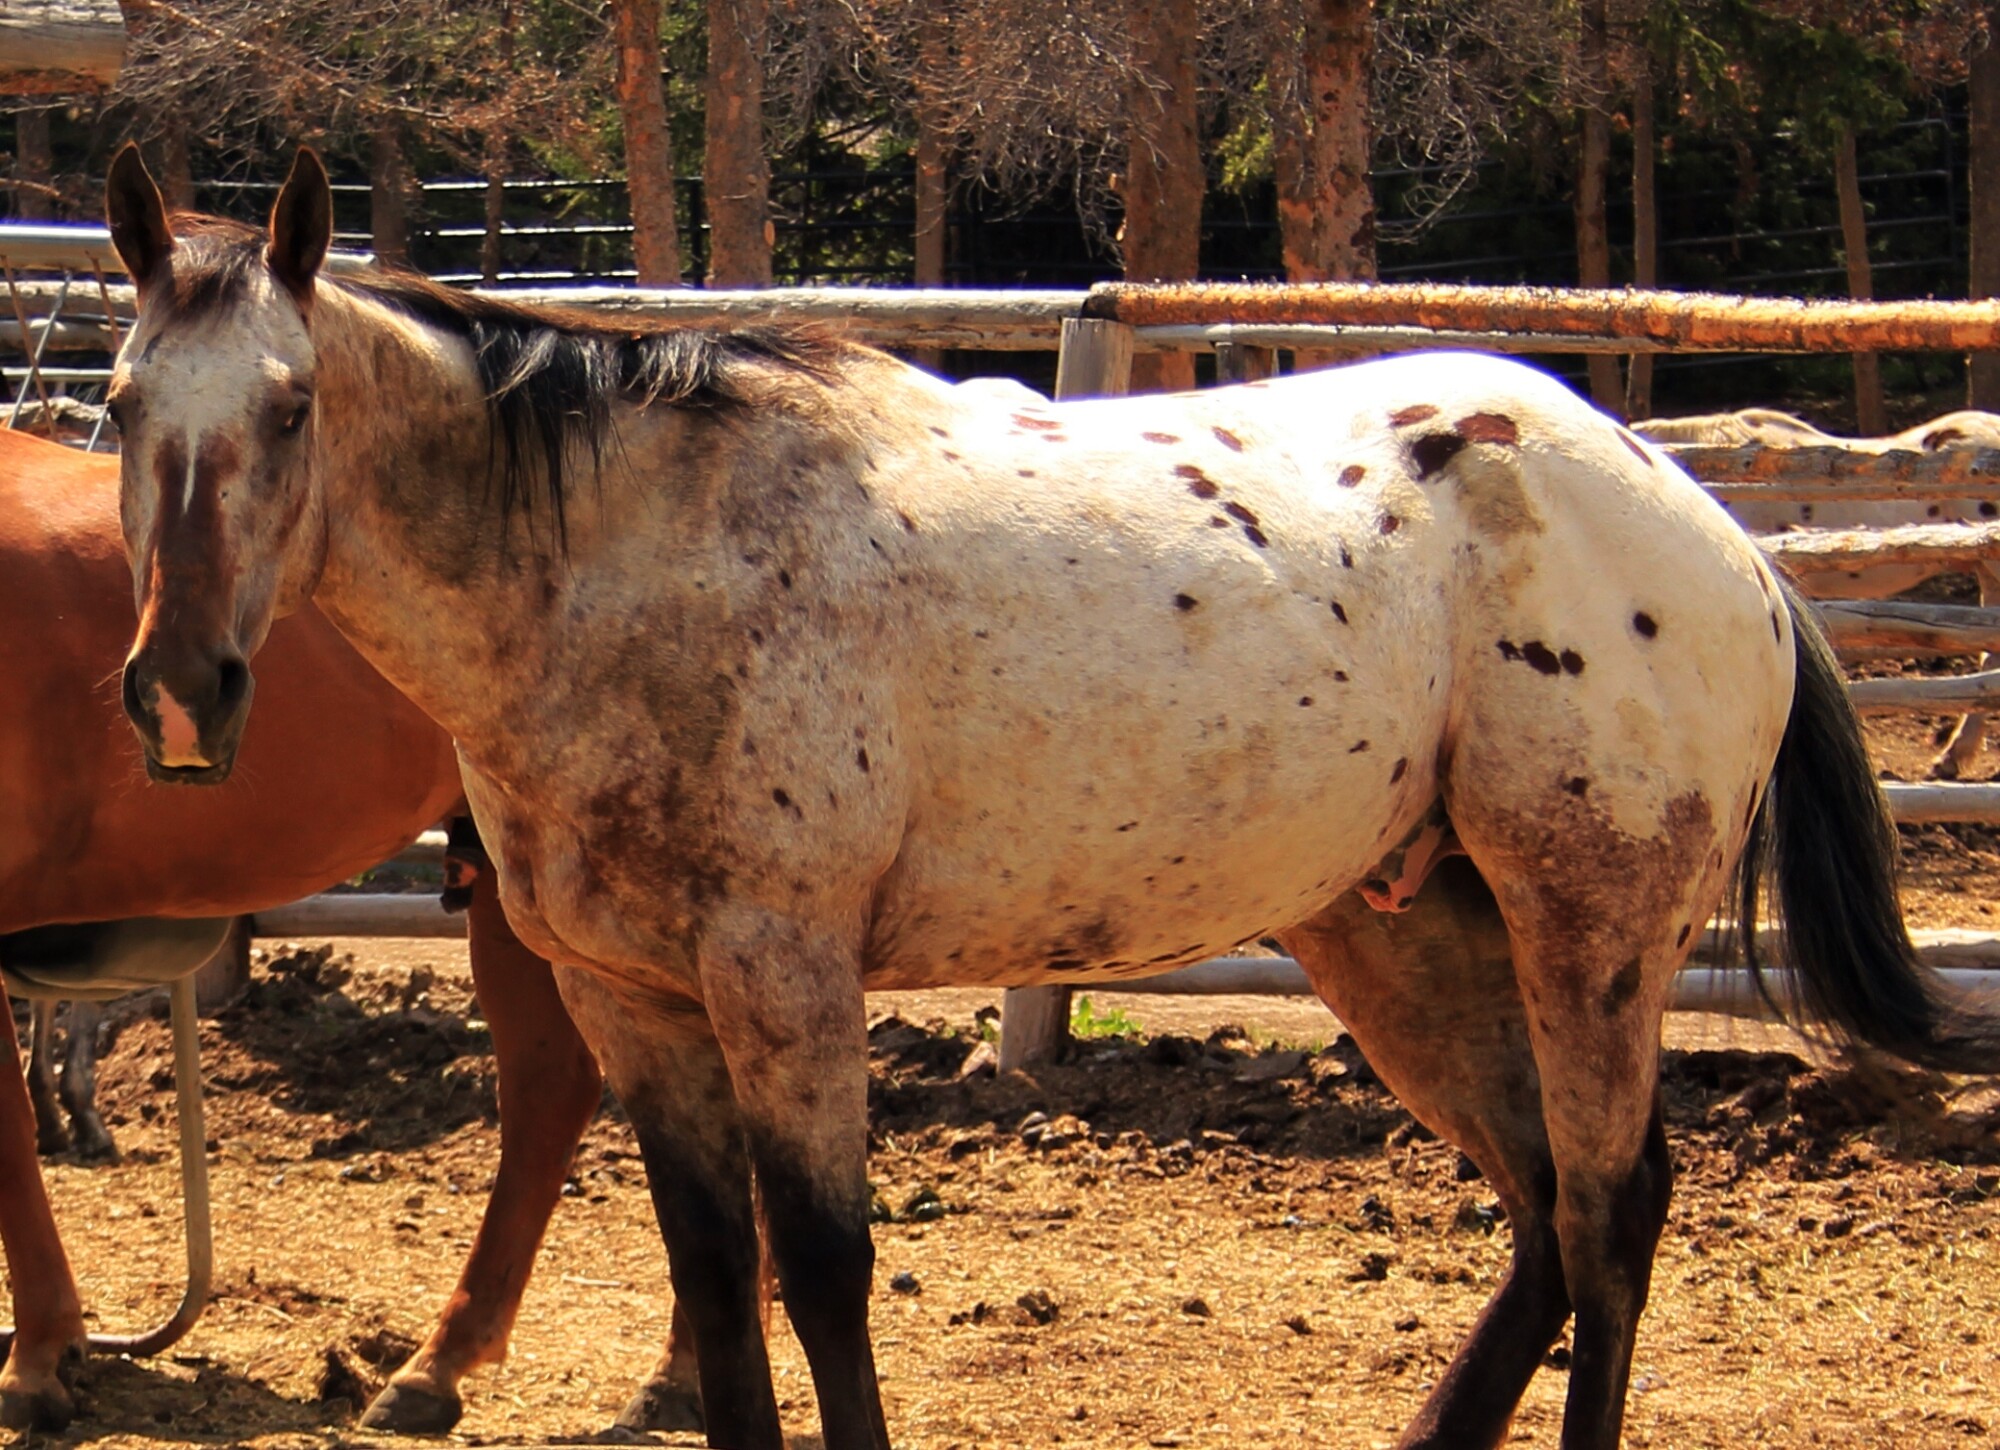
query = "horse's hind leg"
xmin=558 ymin=968 xmax=782 ymax=1450
xmin=58 ymin=1001 xmax=114 ymax=1161
xmin=1281 ymin=857 xmax=1565 ymax=1449
xmin=25 ymin=1002 xmax=68 ymax=1156
xmin=1449 ymin=792 xmax=1724 ymax=1450
xmin=363 ymin=870 xmax=604 ymax=1434
xmin=1931 ymin=559 xmax=1998 ymax=778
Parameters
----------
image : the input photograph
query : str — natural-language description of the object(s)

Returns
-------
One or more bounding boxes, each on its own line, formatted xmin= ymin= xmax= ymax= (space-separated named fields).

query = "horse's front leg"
xmin=362 ymin=865 xmax=604 ymax=1434
xmin=0 ymin=993 xmax=86 ymax=1428
xmin=698 ymin=903 xmax=889 ymax=1450
xmin=558 ymin=966 xmax=783 ymax=1450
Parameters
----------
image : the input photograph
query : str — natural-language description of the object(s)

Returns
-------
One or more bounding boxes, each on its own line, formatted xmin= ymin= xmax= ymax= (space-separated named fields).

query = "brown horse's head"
xmin=105 ymin=145 xmax=333 ymax=783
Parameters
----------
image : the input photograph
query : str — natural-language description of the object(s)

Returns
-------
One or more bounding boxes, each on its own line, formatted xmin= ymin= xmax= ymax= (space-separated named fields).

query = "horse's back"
xmin=0 ymin=433 xmax=460 ymax=928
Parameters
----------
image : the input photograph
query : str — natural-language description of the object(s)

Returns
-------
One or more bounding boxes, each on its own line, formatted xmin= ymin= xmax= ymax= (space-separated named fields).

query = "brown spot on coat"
xmin=1174 ymin=593 xmax=1199 ymax=611
xmin=1520 ymin=642 xmax=1562 ymax=676
xmin=1456 ymin=412 xmax=1520 ymax=445
xmin=1338 ymin=464 xmax=1366 ymax=487
xmin=1349 ymin=739 xmax=1370 ymax=753
xmin=1559 ymin=649 xmax=1585 ymax=675
xmin=1330 ymin=601 xmax=1348 ymax=623
xmin=1632 ymin=612 xmax=1658 ymax=639
xmin=1213 ymin=427 xmax=1246 ymax=451
xmin=1222 ymin=501 xmax=1261 ymax=529
xmin=1390 ymin=404 xmax=1439 ymax=426
xmin=855 ymin=748 xmax=870 ymax=772
xmin=1924 ymin=427 xmax=1967 ymax=449
xmin=1390 ymin=757 xmax=1409 ymax=783
xmin=1013 ymin=414 xmax=1062 ymax=431
xmin=1565 ymin=777 xmax=1589 ymax=797
xmin=1177 ymin=463 xmax=1220 ymax=499
xmin=1379 ymin=513 xmax=1401 ymax=534
xmin=1143 ymin=431 xmax=1180 ymax=444
xmin=1410 ymin=432 xmax=1468 ymax=479
xmin=1601 ymin=957 xmax=1642 ymax=1015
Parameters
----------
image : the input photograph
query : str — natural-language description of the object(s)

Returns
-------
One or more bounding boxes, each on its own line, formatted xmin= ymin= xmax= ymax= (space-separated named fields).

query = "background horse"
xmin=0 ymin=425 xmax=636 ymax=1433
xmin=103 ymin=147 xmax=2000 ymax=1450
xmin=1631 ymin=406 xmax=2000 ymax=777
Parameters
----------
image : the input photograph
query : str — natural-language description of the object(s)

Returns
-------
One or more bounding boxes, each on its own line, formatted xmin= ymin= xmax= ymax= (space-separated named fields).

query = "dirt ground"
xmin=18 ymin=652 xmax=2000 ymax=1450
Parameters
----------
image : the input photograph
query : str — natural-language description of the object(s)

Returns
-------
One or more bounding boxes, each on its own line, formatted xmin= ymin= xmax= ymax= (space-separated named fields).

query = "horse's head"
xmin=104 ymin=145 xmax=332 ymax=784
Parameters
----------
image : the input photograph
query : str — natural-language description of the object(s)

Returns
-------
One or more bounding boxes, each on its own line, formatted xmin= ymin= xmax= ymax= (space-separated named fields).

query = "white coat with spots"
xmin=108 ymin=151 xmax=2000 ymax=1450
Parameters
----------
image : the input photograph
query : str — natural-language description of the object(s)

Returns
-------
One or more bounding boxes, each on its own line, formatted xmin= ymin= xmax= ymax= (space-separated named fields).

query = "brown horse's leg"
xmin=57 ymin=1002 xmax=115 ymax=1161
xmin=698 ymin=912 xmax=888 ymax=1450
xmin=0 ymin=995 xmax=86 ymax=1429
xmin=25 ymin=1002 xmax=68 ymax=1156
xmin=618 ymin=1183 xmax=776 ymax=1432
xmin=1280 ymin=858 xmax=1567 ymax=1450
xmin=362 ymin=870 xmax=603 ymax=1434
xmin=559 ymin=968 xmax=782 ymax=1450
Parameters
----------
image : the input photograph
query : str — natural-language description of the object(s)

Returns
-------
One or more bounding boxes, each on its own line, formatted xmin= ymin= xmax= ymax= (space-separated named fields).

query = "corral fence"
xmin=9 ymin=224 xmax=2000 ymax=1062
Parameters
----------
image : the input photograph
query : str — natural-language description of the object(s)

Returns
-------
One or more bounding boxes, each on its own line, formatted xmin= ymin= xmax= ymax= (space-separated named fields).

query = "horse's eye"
xmin=281 ymin=402 xmax=310 ymax=436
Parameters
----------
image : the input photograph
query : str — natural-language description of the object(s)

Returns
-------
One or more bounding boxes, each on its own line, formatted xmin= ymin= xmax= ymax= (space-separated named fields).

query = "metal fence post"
xmin=997 ymin=316 xmax=1137 ymax=1074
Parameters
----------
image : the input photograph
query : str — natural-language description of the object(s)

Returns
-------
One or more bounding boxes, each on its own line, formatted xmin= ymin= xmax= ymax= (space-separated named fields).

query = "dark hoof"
xmin=34 ymin=1124 xmax=70 ymax=1157
xmin=359 ymin=1377 xmax=465 ymax=1434
xmin=615 ymin=1378 xmax=705 ymax=1435
xmin=71 ymin=1124 xmax=119 ymax=1164
xmin=0 ymin=1379 xmax=75 ymax=1432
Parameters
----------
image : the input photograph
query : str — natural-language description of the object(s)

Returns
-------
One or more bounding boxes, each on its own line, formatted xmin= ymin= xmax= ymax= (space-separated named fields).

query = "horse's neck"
xmin=306 ymin=289 xmax=567 ymax=754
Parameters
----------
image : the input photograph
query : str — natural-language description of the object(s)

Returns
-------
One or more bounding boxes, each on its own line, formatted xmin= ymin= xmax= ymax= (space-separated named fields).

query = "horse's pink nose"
xmin=121 ymin=648 xmax=253 ymax=780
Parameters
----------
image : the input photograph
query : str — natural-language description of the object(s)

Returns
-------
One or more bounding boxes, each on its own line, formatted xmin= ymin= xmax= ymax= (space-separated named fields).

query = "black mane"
xmin=162 ymin=219 xmax=840 ymax=549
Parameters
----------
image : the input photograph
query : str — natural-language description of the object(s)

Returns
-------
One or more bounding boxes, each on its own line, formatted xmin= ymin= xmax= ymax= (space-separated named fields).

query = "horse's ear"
xmin=267 ymin=149 xmax=332 ymax=302
xmin=105 ymin=143 xmax=173 ymax=293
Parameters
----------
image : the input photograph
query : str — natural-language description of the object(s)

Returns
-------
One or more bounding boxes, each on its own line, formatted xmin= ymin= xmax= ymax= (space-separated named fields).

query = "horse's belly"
xmin=861 ymin=707 xmax=1442 ymax=990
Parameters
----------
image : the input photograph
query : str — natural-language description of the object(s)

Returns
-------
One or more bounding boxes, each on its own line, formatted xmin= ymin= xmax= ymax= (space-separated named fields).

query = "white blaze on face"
xmin=154 ymin=688 xmax=208 ymax=767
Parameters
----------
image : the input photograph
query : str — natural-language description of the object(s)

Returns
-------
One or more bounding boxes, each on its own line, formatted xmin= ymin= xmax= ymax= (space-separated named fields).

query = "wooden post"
xmin=998 ymin=317 xmax=1136 ymax=1073
xmin=1835 ymin=127 xmax=1887 ymax=436
xmin=1214 ymin=340 xmax=1277 ymax=384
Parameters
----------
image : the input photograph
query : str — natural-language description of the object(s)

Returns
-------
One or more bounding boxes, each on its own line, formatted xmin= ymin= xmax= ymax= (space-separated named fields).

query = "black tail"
xmin=1736 ymin=576 xmax=2000 ymax=1073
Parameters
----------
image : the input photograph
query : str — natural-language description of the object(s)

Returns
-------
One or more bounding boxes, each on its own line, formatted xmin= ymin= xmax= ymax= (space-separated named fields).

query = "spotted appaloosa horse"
xmin=1631 ymin=406 xmax=2000 ymax=778
xmin=105 ymin=148 xmax=2000 ymax=1450
xmin=0 ymin=424 xmax=677 ymax=1433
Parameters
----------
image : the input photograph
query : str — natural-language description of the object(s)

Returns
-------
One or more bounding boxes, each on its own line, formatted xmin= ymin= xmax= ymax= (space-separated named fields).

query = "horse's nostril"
xmin=121 ymin=662 xmax=145 ymax=726
xmin=215 ymin=656 xmax=251 ymax=713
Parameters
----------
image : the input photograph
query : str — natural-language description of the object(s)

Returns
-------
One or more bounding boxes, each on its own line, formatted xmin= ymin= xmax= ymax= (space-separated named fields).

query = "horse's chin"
xmin=144 ymin=756 xmax=235 ymax=787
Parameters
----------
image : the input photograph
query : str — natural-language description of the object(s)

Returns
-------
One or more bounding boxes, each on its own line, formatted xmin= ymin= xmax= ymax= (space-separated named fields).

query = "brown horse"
xmin=101 ymin=147 xmax=2000 ymax=1450
xmin=0 ymin=425 xmax=639 ymax=1432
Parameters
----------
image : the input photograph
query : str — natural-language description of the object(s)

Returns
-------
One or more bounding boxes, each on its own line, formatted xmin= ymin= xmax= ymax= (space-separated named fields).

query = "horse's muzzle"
xmin=121 ymin=647 xmax=254 ymax=786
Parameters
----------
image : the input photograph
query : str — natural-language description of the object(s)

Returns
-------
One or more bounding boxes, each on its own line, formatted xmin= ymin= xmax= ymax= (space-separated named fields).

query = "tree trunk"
xmin=13 ymin=106 xmax=52 ymax=220
xmin=1625 ymin=51 xmax=1658 ymax=421
xmin=1574 ymin=0 xmax=1622 ymax=414
xmin=481 ymin=0 xmax=514 ymax=286
xmin=704 ymin=0 xmax=771 ymax=287
xmin=1122 ymin=0 xmax=1202 ymax=393
xmin=1272 ymin=0 xmax=1376 ymax=373
xmin=158 ymin=118 xmax=194 ymax=210
xmin=1971 ymin=5 xmax=2000 ymax=408
xmin=910 ymin=36 xmax=948 ymax=371
xmin=370 ymin=121 xmax=410 ymax=267
xmin=613 ymin=0 xmax=683 ymax=286
xmin=1835 ymin=126 xmax=1887 ymax=436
